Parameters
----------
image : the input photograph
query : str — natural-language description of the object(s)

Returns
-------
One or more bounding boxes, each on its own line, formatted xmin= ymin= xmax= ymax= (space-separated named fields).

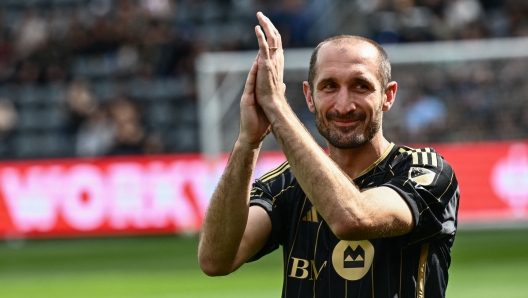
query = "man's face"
xmin=308 ymin=41 xmax=385 ymax=149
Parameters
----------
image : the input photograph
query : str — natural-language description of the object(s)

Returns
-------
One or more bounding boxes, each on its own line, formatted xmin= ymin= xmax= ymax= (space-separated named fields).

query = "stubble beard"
xmin=315 ymin=106 xmax=382 ymax=149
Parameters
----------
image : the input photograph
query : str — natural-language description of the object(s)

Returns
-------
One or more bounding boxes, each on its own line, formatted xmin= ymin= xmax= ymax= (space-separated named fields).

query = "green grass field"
xmin=1 ymin=227 xmax=527 ymax=297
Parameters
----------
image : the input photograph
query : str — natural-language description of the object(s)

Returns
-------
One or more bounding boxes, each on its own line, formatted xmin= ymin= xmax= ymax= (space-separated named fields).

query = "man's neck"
xmin=328 ymin=136 xmax=391 ymax=180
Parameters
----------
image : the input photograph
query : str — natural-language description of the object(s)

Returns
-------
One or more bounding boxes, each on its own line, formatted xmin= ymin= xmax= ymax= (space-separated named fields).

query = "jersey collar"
xmin=352 ymin=142 xmax=395 ymax=180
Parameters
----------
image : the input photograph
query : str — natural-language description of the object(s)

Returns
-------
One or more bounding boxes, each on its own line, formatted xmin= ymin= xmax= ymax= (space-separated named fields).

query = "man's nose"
xmin=334 ymin=88 xmax=356 ymax=114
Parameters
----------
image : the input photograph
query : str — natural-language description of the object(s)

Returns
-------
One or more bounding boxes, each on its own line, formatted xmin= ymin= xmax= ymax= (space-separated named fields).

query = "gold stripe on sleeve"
xmin=421 ymin=152 xmax=429 ymax=165
xmin=412 ymin=152 xmax=419 ymax=165
xmin=431 ymin=153 xmax=438 ymax=167
xmin=260 ymin=162 xmax=291 ymax=182
xmin=417 ymin=243 xmax=430 ymax=298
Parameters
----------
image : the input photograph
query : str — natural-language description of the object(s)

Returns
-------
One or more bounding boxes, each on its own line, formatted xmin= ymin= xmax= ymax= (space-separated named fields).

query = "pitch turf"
xmin=0 ymin=227 xmax=527 ymax=297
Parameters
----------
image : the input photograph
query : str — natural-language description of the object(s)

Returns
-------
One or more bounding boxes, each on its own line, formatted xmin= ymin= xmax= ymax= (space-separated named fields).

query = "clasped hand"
xmin=237 ymin=12 xmax=286 ymax=149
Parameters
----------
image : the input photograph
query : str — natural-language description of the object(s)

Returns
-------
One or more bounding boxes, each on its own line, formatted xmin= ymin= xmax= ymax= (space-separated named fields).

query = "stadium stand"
xmin=0 ymin=0 xmax=527 ymax=159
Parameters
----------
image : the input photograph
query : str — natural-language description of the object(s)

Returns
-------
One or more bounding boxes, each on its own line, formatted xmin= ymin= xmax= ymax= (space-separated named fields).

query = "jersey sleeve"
xmin=246 ymin=162 xmax=294 ymax=262
xmin=382 ymin=148 xmax=460 ymax=247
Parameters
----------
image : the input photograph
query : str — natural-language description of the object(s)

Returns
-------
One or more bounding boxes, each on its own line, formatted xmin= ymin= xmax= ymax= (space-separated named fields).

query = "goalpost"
xmin=196 ymin=37 xmax=528 ymax=158
xmin=195 ymin=49 xmax=313 ymax=157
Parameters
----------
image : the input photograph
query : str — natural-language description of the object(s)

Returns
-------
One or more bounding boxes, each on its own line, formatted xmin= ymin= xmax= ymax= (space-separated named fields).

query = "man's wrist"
xmin=235 ymin=138 xmax=263 ymax=152
xmin=261 ymin=96 xmax=294 ymax=126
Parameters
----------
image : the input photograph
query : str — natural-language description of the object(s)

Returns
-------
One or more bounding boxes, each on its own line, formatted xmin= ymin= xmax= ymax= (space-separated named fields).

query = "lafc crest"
xmin=408 ymin=167 xmax=436 ymax=186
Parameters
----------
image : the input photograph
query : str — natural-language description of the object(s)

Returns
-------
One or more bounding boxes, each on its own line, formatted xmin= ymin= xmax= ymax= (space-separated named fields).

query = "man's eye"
xmin=324 ymin=83 xmax=336 ymax=89
xmin=354 ymin=84 xmax=370 ymax=91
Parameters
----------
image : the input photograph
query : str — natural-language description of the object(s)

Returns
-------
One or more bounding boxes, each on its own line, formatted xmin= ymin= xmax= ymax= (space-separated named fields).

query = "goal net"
xmin=196 ymin=37 xmax=528 ymax=157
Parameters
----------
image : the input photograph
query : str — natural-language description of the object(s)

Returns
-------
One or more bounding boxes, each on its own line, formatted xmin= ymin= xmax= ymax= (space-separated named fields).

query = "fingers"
xmin=256 ymin=12 xmax=282 ymax=50
xmin=253 ymin=12 xmax=285 ymax=101
xmin=255 ymin=12 xmax=282 ymax=60
xmin=254 ymin=25 xmax=269 ymax=60
xmin=243 ymin=54 xmax=259 ymax=95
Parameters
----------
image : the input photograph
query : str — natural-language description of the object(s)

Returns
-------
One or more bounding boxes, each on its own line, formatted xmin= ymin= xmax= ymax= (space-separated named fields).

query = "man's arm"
xmin=198 ymin=56 xmax=272 ymax=276
xmin=253 ymin=13 xmax=413 ymax=240
xmin=198 ymin=141 xmax=272 ymax=276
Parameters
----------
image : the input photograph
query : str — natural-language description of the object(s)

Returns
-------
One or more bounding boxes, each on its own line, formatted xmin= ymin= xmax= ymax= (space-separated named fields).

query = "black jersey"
xmin=248 ymin=143 xmax=460 ymax=298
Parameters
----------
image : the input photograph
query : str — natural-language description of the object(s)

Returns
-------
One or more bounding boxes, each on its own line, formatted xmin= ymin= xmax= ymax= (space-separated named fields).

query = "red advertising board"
xmin=0 ymin=141 xmax=526 ymax=239
xmin=432 ymin=141 xmax=528 ymax=222
xmin=0 ymin=153 xmax=285 ymax=239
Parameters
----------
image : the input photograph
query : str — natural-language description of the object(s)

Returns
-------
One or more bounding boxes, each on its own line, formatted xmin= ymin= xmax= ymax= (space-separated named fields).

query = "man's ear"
xmin=303 ymin=81 xmax=316 ymax=113
xmin=382 ymin=81 xmax=398 ymax=112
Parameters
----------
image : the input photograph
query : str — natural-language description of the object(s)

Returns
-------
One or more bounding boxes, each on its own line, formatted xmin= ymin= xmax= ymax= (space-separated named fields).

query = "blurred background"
xmin=0 ymin=0 xmax=528 ymax=297
xmin=0 ymin=0 xmax=527 ymax=159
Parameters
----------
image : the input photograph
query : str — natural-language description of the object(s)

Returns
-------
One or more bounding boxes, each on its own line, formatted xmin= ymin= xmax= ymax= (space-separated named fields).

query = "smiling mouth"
xmin=331 ymin=119 xmax=361 ymax=127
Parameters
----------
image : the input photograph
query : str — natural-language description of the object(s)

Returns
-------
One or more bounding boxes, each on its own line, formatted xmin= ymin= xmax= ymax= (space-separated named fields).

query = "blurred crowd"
xmin=384 ymin=58 xmax=528 ymax=144
xmin=0 ymin=0 xmax=527 ymax=159
xmin=356 ymin=0 xmax=528 ymax=43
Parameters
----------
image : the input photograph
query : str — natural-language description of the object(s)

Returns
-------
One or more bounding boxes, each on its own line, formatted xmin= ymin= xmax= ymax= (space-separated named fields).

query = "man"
xmin=198 ymin=12 xmax=459 ymax=298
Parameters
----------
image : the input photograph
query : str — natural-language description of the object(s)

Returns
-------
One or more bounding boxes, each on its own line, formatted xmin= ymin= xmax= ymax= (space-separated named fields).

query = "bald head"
xmin=308 ymin=36 xmax=391 ymax=92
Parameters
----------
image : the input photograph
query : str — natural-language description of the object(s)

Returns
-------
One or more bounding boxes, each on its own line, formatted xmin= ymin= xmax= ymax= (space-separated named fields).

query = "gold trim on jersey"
xmin=417 ymin=243 xmax=430 ymax=298
xmin=285 ymin=196 xmax=308 ymax=296
xmin=419 ymin=206 xmax=430 ymax=215
xmin=438 ymin=170 xmax=454 ymax=201
xmin=409 ymin=230 xmax=442 ymax=246
xmin=353 ymin=143 xmax=395 ymax=180
xmin=313 ymin=220 xmax=325 ymax=296
xmin=371 ymin=257 xmax=375 ymax=297
xmin=396 ymin=147 xmax=439 ymax=168
xmin=399 ymin=249 xmax=403 ymax=298
xmin=301 ymin=206 xmax=319 ymax=223
xmin=408 ymin=148 xmax=439 ymax=167
xmin=271 ymin=185 xmax=295 ymax=203
xmin=250 ymin=187 xmax=264 ymax=197
xmin=260 ymin=161 xmax=290 ymax=182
